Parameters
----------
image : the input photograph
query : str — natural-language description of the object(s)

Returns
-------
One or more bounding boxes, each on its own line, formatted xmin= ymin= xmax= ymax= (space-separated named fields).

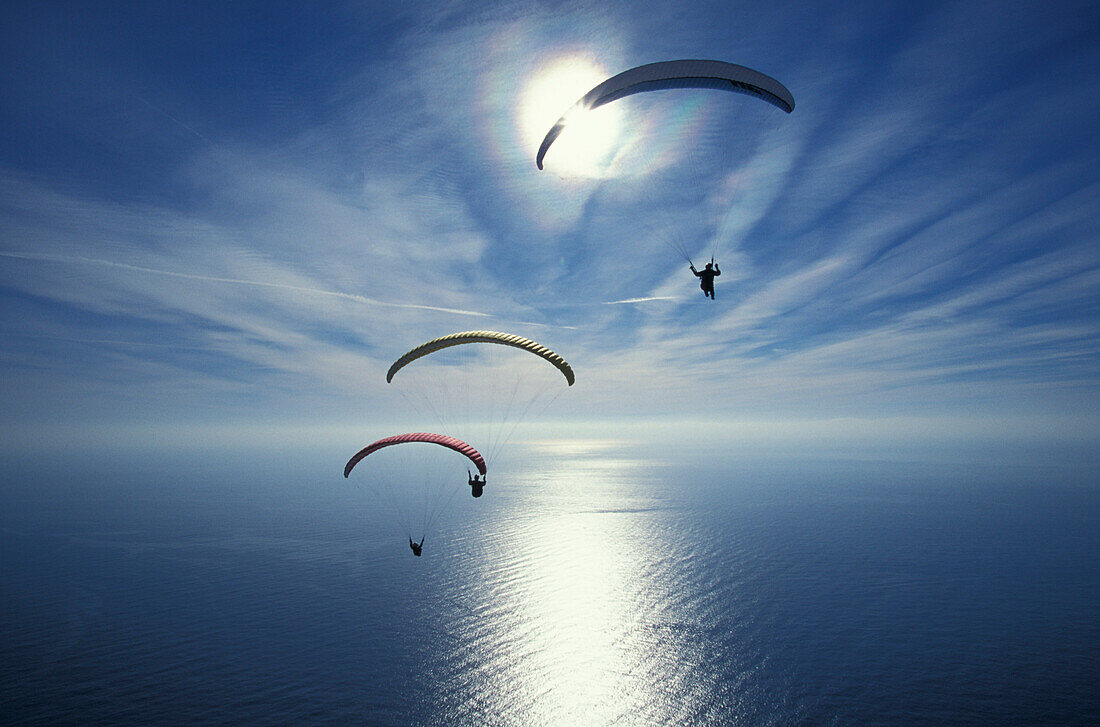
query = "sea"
xmin=2 ymin=435 xmax=1098 ymax=725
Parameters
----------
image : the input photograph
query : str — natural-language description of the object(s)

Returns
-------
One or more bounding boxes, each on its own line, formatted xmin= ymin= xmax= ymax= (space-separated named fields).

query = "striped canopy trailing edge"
xmin=385 ymin=330 xmax=575 ymax=386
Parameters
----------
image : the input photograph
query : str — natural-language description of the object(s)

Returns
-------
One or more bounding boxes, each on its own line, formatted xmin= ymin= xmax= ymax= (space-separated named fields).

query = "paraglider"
xmin=536 ymin=59 xmax=795 ymax=171
xmin=468 ymin=470 xmax=485 ymax=498
xmin=536 ymin=60 xmax=794 ymax=291
xmin=343 ymin=432 xmax=487 ymax=479
xmin=344 ymin=433 xmax=487 ymax=555
xmin=386 ymin=330 xmax=575 ymax=470
xmin=387 ymin=330 xmax=575 ymax=386
xmin=690 ymin=259 xmax=721 ymax=299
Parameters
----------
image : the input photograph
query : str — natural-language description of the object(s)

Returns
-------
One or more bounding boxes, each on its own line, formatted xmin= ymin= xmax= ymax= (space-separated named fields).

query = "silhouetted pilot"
xmin=468 ymin=470 xmax=484 ymax=498
xmin=690 ymin=261 xmax=721 ymax=299
xmin=409 ymin=536 xmax=424 ymax=556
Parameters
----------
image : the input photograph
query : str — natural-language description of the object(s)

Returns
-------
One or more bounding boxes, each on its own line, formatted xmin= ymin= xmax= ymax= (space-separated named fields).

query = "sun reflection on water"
xmin=430 ymin=440 xmax=725 ymax=725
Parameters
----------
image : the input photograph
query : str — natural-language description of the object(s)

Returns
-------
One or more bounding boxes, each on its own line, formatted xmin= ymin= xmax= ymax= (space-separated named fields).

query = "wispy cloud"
xmin=0 ymin=250 xmax=495 ymax=318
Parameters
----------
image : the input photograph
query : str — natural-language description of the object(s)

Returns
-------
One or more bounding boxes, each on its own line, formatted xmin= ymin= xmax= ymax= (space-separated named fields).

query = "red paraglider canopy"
xmin=344 ymin=432 xmax=487 ymax=478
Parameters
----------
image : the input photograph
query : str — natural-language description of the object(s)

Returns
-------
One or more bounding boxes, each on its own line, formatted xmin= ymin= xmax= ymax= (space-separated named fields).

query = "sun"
xmin=518 ymin=56 xmax=623 ymax=178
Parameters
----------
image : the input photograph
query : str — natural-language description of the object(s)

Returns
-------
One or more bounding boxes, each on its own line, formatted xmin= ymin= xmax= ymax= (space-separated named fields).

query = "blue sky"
xmin=1 ymin=0 xmax=1098 ymax=449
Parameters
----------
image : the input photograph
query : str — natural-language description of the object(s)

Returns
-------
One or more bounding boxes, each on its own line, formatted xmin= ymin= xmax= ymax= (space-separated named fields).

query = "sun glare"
xmin=519 ymin=57 xmax=623 ymax=178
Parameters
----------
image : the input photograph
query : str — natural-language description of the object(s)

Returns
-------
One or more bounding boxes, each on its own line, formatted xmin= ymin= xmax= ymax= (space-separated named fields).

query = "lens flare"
xmin=519 ymin=57 xmax=622 ymax=178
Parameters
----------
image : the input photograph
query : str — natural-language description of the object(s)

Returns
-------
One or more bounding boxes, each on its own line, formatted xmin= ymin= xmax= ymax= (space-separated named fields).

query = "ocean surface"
xmin=2 ymin=437 xmax=1098 ymax=725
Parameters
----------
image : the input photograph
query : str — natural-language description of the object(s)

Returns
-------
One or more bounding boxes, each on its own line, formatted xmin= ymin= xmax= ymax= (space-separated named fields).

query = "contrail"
xmin=529 ymin=295 xmax=683 ymax=309
xmin=131 ymin=92 xmax=217 ymax=145
xmin=603 ymin=296 xmax=681 ymax=305
xmin=0 ymin=250 xmax=493 ymax=318
xmin=8 ymin=332 xmax=216 ymax=350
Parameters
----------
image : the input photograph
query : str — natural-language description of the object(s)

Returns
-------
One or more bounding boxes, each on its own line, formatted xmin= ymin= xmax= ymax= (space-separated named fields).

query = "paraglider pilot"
xmin=409 ymin=536 xmax=424 ymax=557
xmin=468 ymin=469 xmax=485 ymax=498
xmin=690 ymin=260 xmax=721 ymax=299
